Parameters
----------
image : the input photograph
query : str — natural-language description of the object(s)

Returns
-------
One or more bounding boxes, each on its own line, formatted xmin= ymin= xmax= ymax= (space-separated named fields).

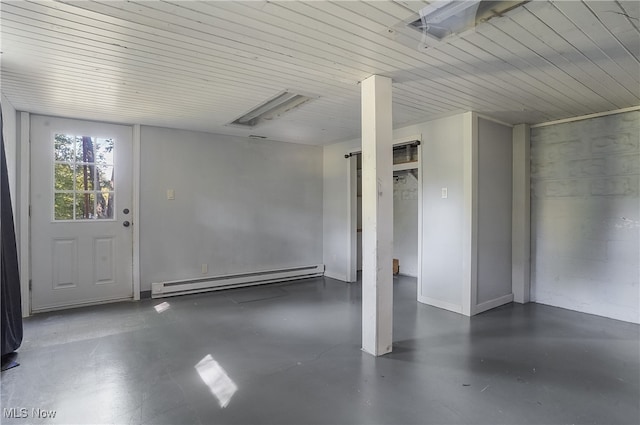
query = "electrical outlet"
xmin=201 ymin=264 xmax=208 ymax=274
xmin=441 ymin=187 xmax=448 ymax=198
xmin=167 ymin=189 xmax=175 ymax=200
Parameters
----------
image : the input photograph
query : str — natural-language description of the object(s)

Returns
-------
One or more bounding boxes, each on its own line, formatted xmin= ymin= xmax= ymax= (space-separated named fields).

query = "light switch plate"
xmin=441 ymin=188 xmax=448 ymax=198
xmin=167 ymin=189 xmax=175 ymax=200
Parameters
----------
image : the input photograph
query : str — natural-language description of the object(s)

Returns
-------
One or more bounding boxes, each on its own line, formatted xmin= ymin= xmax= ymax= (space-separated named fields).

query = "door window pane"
xmin=54 ymin=193 xmax=74 ymax=220
xmin=94 ymin=138 xmax=114 ymax=164
xmin=54 ymin=134 xmax=76 ymax=162
xmin=96 ymin=192 xmax=114 ymax=219
xmin=54 ymin=164 xmax=74 ymax=191
xmin=77 ymin=164 xmax=95 ymax=191
xmin=96 ymin=164 xmax=114 ymax=190
xmin=53 ymin=134 xmax=116 ymax=221
xmin=75 ymin=193 xmax=95 ymax=220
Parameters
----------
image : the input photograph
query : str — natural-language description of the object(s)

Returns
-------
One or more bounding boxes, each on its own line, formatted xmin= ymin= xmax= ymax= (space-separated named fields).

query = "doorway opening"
xmin=392 ymin=143 xmax=419 ymax=280
xmin=348 ymin=138 xmax=421 ymax=293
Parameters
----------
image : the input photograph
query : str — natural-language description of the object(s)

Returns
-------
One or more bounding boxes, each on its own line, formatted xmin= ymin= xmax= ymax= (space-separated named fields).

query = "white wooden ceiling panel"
xmin=298 ymin=0 xmax=547 ymax=112
xmin=552 ymin=1 xmax=639 ymax=88
xmin=1 ymin=0 xmax=638 ymax=145
xmin=403 ymin=36 xmax=574 ymax=112
xmin=525 ymin=1 xmax=637 ymax=103
xmin=3 ymin=2 xmax=326 ymax=93
xmin=587 ymin=0 xmax=640 ymax=39
xmin=330 ymin=1 xmax=408 ymax=32
xmin=447 ymin=35 xmax=579 ymax=120
xmin=0 ymin=33 xmax=281 ymax=120
xmin=381 ymin=1 xmax=427 ymax=17
xmin=78 ymin=1 xmax=367 ymax=86
xmin=276 ymin=1 xmax=550 ymax=113
xmin=57 ymin=0 xmax=363 ymax=89
xmin=1 ymin=26 xmax=276 ymax=102
xmin=531 ymin=3 xmax=637 ymax=106
xmin=473 ymin=25 xmax=598 ymax=114
xmin=2 ymin=6 xmax=330 ymax=100
xmin=506 ymin=4 xmax=623 ymax=110
xmin=483 ymin=14 xmax=625 ymax=110
xmin=450 ymin=35 xmax=581 ymax=116
xmin=131 ymin=1 xmax=372 ymax=79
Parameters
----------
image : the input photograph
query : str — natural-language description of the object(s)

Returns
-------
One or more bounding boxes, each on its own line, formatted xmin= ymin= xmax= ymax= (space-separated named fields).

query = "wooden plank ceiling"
xmin=1 ymin=1 xmax=638 ymax=145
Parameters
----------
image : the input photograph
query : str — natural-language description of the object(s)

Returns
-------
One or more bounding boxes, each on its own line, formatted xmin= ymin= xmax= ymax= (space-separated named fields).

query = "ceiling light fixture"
xmin=230 ymin=91 xmax=314 ymax=127
xmin=409 ymin=1 xmax=529 ymax=44
xmin=419 ymin=0 xmax=481 ymax=25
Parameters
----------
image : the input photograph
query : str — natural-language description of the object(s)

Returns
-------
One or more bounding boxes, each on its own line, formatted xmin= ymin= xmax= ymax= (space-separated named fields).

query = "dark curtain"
xmin=1 ymin=105 xmax=23 ymax=356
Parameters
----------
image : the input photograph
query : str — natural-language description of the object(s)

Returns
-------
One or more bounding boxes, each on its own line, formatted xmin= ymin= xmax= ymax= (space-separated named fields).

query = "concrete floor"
xmin=1 ymin=275 xmax=639 ymax=424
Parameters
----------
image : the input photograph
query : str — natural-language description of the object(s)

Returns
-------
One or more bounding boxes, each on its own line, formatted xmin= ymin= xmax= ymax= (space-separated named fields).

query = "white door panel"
xmin=31 ymin=116 xmax=133 ymax=312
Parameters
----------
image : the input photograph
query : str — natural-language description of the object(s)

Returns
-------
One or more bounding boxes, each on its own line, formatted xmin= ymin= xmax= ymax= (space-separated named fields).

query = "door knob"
xmin=123 ymin=221 xmax=130 ymax=227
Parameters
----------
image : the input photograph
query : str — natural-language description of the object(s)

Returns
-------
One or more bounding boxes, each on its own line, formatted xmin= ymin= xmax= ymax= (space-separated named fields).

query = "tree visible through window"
xmin=53 ymin=134 xmax=115 ymax=220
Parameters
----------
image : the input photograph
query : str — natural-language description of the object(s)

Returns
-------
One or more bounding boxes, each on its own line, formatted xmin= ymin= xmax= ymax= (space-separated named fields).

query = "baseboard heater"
xmin=151 ymin=264 xmax=325 ymax=299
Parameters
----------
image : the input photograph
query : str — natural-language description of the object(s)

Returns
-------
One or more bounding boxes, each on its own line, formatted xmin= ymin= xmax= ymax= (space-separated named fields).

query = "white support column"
xmin=512 ymin=124 xmax=531 ymax=303
xmin=361 ymin=75 xmax=393 ymax=356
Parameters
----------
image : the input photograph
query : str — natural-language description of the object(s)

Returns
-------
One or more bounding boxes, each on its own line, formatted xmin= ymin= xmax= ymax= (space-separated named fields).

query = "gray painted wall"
xmin=416 ymin=114 xmax=466 ymax=309
xmin=393 ymin=171 xmax=418 ymax=277
xmin=531 ymin=111 xmax=640 ymax=323
xmin=477 ymin=118 xmax=513 ymax=305
xmin=140 ymin=126 xmax=323 ymax=292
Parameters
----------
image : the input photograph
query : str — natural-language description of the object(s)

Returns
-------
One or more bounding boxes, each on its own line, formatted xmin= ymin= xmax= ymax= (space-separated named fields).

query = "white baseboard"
xmin=418 ymin=295 xmax=463 ymax=314
xmin=324 ymin=270 xmax=348 ymax=282
xmin=474 ymin=293 xmax=514 ymax=315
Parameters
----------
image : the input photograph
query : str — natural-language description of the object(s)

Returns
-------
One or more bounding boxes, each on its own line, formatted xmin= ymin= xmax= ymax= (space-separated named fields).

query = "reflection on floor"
xmin=1 ymin=275 xmax=638 ymax=424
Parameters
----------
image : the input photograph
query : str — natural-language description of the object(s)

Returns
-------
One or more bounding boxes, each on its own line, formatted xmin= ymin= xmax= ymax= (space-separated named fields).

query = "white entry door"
xmin=31 ymin=116 xmax=133 ymax=312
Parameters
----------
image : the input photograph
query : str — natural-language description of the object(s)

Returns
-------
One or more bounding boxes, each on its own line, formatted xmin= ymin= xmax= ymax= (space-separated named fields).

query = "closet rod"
xmin=344 ymin=140 xmax=420 ymax=159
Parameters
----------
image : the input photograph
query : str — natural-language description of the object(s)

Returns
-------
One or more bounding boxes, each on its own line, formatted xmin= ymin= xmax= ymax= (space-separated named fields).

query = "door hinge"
xmin=29 ymin=279 xmax=32 ymax=290
xmin=29 ymin=205 xmax=31 ymax=217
